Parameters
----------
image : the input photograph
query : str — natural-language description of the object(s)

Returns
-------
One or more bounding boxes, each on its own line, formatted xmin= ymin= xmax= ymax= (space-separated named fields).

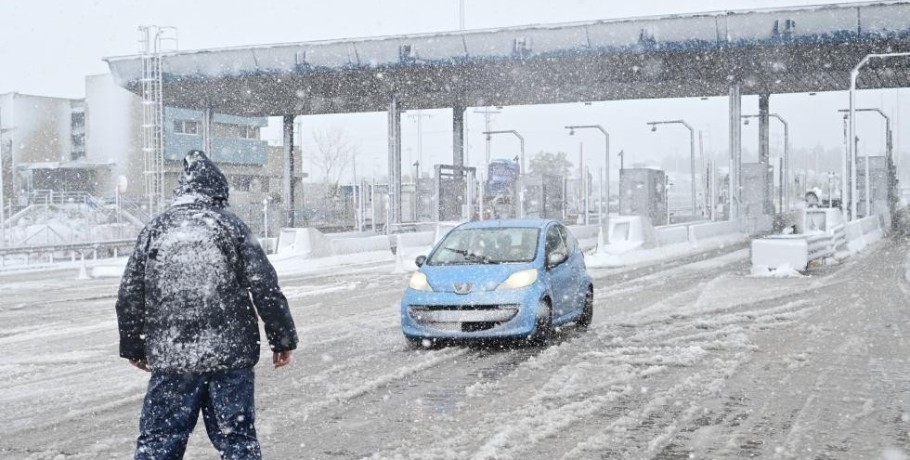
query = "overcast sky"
xmin=0 ymin=0 xmax=905 ymax=181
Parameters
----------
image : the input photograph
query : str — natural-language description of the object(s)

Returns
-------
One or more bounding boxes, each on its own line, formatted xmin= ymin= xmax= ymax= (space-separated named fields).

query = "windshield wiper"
xmin=443 ymin=247 xmax=468 ymax=256
xmin=465 ymin=252 xmax=500 ymax=264
xmin=442 ymin=247 xmax=499 ymax=264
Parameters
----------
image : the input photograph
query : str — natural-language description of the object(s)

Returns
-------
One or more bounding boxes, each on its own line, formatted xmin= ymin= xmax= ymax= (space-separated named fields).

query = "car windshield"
xmin=428 ymin=227 xmax=539 ymax=265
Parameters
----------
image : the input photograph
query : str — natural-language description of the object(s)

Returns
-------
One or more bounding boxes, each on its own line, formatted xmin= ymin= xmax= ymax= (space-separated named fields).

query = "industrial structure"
xmin=104 ymin=1 xmax=910 ymax=229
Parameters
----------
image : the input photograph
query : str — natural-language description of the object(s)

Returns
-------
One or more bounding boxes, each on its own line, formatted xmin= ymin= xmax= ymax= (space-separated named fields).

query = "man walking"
xmin=116 ymin=150 xmax=298 ymax=459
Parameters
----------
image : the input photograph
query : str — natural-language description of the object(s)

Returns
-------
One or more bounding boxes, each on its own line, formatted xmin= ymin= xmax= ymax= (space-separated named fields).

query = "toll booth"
xmin=434 ymin=164 xmax=476 ymax=222
xmin=620 ymin=168 xmax=667 ymax=226
xmin=856 ymin=156 xmax=889 ymax=219
xmin=519 ymin=174 xmax=564 ymax=219
xmin=742 ymin=162 xmax=771 ymax=217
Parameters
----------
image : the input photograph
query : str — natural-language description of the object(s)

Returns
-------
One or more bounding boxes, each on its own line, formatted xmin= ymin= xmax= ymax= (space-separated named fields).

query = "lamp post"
xmin=413 ymin=160 xmax=420 ymax=222
xmin=565 ymin=125 xmax=610 ymax=244
xmin=838 ymin=107 xmax=891 ymax=218
xmin=647 ymin=120 xmax=696 ymax=219
xmin=742 ymin=113 xmax=789 ymax=212
xmin=482 ymin=130 xmax=525 ymax=172
xmin=406 ymin=110 xmax=432 ymax=180
xmin=849 ymin=52 xmax=910 ymax=220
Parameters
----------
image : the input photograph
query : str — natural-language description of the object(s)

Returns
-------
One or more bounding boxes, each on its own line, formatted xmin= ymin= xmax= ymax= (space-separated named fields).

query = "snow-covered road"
xmin=1 ymin=239 xmax=909 ymax=459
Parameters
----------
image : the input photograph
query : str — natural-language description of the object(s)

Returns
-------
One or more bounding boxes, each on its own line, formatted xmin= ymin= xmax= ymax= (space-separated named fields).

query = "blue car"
xmin=401 ymin=219 xmax=594 ymax=345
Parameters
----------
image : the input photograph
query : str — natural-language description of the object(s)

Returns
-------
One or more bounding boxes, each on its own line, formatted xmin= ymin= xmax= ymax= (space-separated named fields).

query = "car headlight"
xmin=497 ymin=269 xmax=538 ymax=290
xmin=408 ymin=272 xmax=433 ymax=291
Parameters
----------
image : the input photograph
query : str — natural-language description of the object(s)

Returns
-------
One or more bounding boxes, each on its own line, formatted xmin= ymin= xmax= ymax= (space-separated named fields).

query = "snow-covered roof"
xmin=105 ymin=1 xmax=910 ymax=116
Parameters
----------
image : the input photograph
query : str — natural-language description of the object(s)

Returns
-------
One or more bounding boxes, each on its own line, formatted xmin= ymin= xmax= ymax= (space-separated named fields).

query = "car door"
xmin=544 ymin=224 xmax=573 ymax=320
xmin=557 ymin=224 xmax=587 ymax=313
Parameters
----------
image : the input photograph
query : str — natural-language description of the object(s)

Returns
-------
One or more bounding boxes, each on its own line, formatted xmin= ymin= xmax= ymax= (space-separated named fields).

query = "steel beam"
xmin=282 ymin=115 xmax=295 ymax=227
xmin=388 ymin=95 xmax=402 ymax=229
xmin=729 ymin=83 xmax=742 ymax=220
xmin=202 ymin=106 xmax=214 ymax=156
xmin=758 ymin=93 xmax=772 ymax=214
xmin=453 ymin=105 xmax=465 ymax=167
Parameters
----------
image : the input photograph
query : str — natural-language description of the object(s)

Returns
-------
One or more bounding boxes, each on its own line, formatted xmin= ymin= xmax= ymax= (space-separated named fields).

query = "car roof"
xmin=455 ymin=218 xmax=557 ymax=230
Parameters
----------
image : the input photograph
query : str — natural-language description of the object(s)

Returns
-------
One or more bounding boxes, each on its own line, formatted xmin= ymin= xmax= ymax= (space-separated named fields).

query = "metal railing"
xmin=830 ymin=224 xmax=847 ymax=250
xmin=806 ymin=233 xmax=836 ymax=263
xmin=0 ymin=238 xmax=136 ymax=267
xmin=29 ymin=190 xmax=101 ymax=207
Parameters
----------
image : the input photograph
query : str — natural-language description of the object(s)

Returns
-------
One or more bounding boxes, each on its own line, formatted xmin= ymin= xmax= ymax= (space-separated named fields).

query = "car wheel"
xmin=528 ymin=298 xmax=553 ymax=345
xmin=577 ymin=287 xmax=593 ymax=329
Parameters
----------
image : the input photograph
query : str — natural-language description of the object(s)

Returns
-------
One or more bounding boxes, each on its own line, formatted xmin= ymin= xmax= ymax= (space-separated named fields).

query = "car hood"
xmin=422 ymin=263 xmax=536 ymax=293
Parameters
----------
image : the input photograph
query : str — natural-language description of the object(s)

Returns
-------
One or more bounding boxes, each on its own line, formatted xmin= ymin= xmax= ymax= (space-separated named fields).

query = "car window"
xmin=428 ymin=227 xmax=540 ymax=265
xmin=545 ymin=225 xmax=567 ymax=257
xmin=556 ymin=225 xmax=577 ymax=255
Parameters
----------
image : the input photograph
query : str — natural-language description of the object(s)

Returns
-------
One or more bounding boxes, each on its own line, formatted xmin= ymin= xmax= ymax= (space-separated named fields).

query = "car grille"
xmin=408 ymin=305 xmax=520 ymax=332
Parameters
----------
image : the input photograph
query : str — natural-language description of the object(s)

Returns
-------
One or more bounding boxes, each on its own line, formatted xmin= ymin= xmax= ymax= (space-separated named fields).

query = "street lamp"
xmin=849 ymin=52 xmax=910 ymax=220
xmin=838 ymin=107 xmax=892 ymax=218
xmin=647 ymin=120 xmax=696 ymax=219
xmin=565 ymin=125 xmax=610 ymax=244
xmin=482 ymin=130 xmax=525 ymax=172
xmin=742 ymin=113 xmax=789 ymax=212
xmin=413 ymin=160 xmax=420 ymax=222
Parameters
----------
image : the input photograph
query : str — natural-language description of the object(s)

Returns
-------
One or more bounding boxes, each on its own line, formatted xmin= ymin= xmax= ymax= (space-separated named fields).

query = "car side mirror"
xmin=546 ymin=252 xmax=567 ymax=269
xmin=415 ymin=255 xmax=427 ymax=267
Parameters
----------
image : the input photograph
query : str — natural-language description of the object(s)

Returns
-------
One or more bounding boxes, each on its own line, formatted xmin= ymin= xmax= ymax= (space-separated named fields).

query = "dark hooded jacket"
xmin=116 ymin=150 xmax=298 ymax=373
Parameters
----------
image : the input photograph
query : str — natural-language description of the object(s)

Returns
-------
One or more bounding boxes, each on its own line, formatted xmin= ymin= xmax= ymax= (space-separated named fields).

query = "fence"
xmin=0 ymin=239 xmax=135 ymax=267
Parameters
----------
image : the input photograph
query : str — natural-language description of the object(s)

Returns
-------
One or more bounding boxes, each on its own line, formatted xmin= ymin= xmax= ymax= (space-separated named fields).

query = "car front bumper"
xmin=400 ymin=285 xmax=545 ymax=340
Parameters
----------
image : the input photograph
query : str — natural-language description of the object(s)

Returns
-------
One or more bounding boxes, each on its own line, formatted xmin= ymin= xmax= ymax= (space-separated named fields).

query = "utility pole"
xmin=407 ymin=111 xmax=432 ymax=179
xmin=473 ymin=107 xmax=500 ymax=170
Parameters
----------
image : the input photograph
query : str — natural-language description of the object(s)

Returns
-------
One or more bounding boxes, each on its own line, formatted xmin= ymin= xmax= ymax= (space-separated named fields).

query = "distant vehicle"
xmin=400 ymin=218 xmax=593 ymax=345
xmin=482 ymin=159 xmax=521 ymax=218
xmin=485 ymin=158 xmax=520 ymax=197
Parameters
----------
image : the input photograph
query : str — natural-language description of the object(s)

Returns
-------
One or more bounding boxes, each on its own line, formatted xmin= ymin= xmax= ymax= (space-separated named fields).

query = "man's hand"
xmin=273 ymin=350 xmax=293 ymax=368
xmin=129 ymin=358 xmax=150 ymax=372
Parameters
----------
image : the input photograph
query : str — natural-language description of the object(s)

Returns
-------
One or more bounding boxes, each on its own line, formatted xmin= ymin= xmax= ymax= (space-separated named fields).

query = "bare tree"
xmin=311 ymin=127 xmax=357 ymax=199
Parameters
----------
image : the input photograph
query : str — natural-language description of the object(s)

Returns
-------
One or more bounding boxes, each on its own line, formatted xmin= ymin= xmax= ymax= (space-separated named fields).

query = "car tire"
xmin=577 ymin=287 xmax=593 ymax=329
xmin=528 ymin=298 xmax=553 ymax=345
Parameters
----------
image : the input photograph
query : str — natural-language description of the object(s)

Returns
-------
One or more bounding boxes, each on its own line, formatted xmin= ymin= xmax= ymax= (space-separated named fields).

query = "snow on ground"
xmin=0 ymin=233 xmax=907 ymax=459
xmin=586 ymin=233 xmax=748 ymax=268
xmin=749 ymin=263 xmax=807 ymax=277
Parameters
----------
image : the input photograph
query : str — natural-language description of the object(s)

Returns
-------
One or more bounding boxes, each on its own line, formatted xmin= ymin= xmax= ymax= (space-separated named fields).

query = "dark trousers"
xmin=135 ymin=367 xmax=261 ymax=460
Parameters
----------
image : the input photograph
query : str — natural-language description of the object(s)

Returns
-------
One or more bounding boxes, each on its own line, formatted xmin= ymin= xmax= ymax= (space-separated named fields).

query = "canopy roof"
xmin=105 ymin=1 xmax=910 ymax=117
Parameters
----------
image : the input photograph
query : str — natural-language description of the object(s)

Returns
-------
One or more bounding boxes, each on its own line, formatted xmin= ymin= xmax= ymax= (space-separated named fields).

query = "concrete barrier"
xmin=330 ymin=234 xmax=392 ymax=256
xmin=845 ymin=215 xmax=884 ymax=252
xmin=396 ymin=231 xmax=435 ymax=251
xmin=752 ymin=236 xmax=810 ymax=271
xmin=276 ymin=228 xmax=332 ymax=257
xmin=751 ymin=232 xmax=836 ymax=272
xmin=655 ymin=224 xmax=690 ymax=246
xmin=690 ymin=221 xmax=740 ymax=242
xmin=568 ymin=224 xmax=599 ymax=251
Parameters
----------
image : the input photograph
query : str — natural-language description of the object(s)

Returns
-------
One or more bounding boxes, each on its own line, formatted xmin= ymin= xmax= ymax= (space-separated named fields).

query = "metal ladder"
xmin=138 ymin=26 xmax=177 ymax=217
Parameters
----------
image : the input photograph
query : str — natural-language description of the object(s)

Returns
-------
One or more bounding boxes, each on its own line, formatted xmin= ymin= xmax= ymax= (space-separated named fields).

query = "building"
xmin=1 ymin=75 xmax=279 ymax=235
xmin=0 ymin=92 xmax=104 ymax=206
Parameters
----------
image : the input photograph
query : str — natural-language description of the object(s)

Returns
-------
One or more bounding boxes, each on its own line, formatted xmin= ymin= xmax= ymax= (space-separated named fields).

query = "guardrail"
xmin=830 ymin=223 xmax=846 ymax=250
xmin=806 ymin=233 xmax=836 ymax=263
xmin=753 ymin=214 xmax=883 ymax=273
xmin=0 ymin=239 xmax=135 ymax=266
